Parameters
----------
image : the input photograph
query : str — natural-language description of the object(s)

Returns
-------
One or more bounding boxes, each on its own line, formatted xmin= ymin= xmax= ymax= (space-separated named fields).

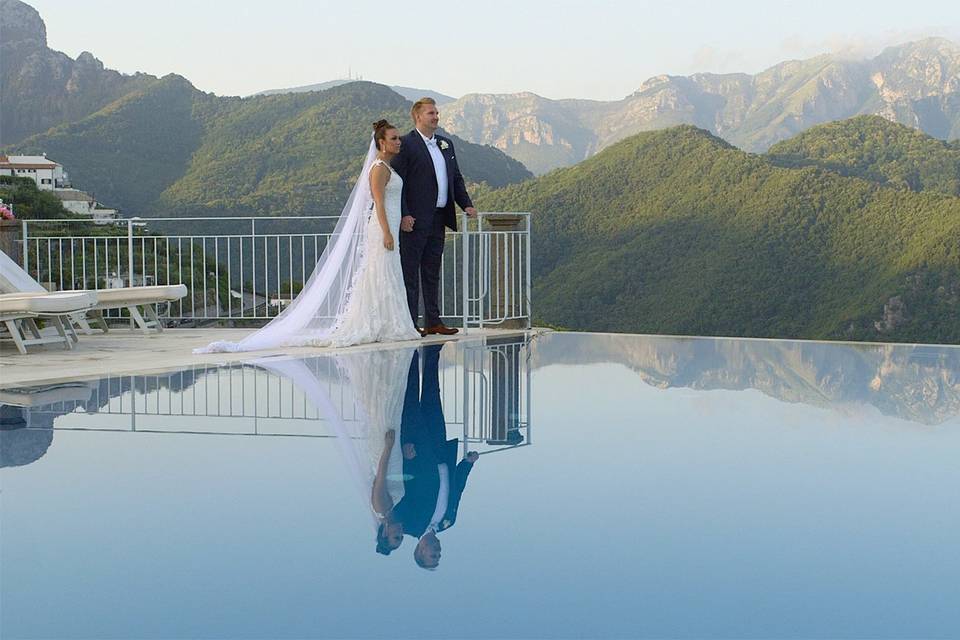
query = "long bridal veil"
xmin=196 ymin=138 xmax=380 ymax=354
xmin=253 ymin=348 xmax=415 ymax=531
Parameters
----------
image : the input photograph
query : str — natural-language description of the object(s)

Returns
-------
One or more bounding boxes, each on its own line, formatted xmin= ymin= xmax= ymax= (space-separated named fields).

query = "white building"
xmin=0 ymin=154 xmax=68 ymax=190
xmin=53 ymin=188 xmax=119 ymax=224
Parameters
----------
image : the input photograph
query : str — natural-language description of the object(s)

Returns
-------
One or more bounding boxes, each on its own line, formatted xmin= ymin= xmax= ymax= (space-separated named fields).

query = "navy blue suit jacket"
xmin=391 ymin=130 xmax=473 ymax=233
xmin=394 ymin=347 xmax=474 ymax=537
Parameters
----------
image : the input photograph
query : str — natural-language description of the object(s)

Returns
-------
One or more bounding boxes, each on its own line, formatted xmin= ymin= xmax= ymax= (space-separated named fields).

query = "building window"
xmin=41 ymin=178 xmax=52 ymax=184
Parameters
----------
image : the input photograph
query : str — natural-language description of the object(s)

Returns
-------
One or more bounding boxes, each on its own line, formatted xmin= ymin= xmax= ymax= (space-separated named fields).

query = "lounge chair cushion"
xmin=0 ymin=291 xmax=97 ymax=314
xmin=90 ymin=284 xmax=188 ymax=308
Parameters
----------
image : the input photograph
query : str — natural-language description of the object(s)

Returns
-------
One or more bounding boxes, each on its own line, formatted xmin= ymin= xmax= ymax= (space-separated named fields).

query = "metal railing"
xmin=17 ymin=212 xmax=531 ymax=329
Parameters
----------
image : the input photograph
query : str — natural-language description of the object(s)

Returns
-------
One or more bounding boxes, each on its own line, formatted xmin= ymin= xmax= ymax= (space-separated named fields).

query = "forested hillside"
xmin=479 ymin=125 xmax=960 ymax=343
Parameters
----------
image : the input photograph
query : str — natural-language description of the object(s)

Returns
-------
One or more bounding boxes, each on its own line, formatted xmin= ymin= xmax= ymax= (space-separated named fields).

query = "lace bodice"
xmin=371 ymin=159 xmax=403 ymax=229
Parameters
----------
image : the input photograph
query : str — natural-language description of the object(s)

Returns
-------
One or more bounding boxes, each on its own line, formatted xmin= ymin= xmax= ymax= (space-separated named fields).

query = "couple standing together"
xmin=199 ymin=98 xmax=475 ymax=354
xmin=372 ymin=344 xmax=477 ymax=569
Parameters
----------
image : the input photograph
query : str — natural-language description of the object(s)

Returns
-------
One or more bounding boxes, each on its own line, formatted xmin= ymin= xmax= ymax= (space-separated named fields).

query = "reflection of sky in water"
xmin=2 ymin=333 xmax=958 ymax=639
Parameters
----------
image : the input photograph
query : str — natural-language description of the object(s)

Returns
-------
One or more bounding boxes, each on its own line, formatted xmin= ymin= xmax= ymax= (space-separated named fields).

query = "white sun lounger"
xmin=0 ymin=291 xmax=98 ymax=354
xmin=0 ymin=250 xmax=187 ymax=334
xmin=0 ymin=381 xmax=97 ymax=407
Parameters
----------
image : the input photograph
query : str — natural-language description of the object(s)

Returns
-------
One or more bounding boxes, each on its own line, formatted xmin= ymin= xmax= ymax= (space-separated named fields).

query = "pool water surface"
xmin=2 ymin=333 xmax=958 ymax=639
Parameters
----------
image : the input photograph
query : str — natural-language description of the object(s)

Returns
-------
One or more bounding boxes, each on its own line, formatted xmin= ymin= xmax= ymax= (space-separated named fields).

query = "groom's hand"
xmin=401 ymin=216 xmax=415 ymax=232
xmin=465 ymin=207 xmax=478 ymax=218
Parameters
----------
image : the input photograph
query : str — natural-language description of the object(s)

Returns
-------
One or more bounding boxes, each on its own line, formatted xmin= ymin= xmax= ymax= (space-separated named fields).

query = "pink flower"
xmin=0 ymin=204 xmax=14 ymax=220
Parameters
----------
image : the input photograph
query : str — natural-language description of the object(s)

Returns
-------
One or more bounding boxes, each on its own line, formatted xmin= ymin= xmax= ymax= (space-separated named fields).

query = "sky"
xmin=25 ymin=0 xmax=960 ymax=101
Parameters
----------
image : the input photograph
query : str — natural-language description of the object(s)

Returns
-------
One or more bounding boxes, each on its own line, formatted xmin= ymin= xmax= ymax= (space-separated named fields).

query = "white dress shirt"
xmin=418 ymin=129 xmax=449 ymax=208
xmin=425 ymin=462 xmax=450 ymax=535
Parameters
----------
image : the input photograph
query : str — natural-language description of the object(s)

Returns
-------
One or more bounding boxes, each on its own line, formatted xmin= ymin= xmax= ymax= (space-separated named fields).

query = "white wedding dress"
xmin=196 ymin=140 xmax=420 ymax=354
xmin=328 ymin=160 xmax=421 ymax=348
xmin=254 ymin=347 xmax=415 ymax=529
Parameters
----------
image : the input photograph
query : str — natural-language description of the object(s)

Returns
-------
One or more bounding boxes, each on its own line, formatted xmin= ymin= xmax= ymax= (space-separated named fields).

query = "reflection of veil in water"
xmin=255 ymin=347 xmax=416 ymax=530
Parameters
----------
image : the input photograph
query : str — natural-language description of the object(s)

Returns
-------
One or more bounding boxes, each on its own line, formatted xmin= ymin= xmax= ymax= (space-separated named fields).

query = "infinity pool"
xmin=2 ymin=333 xmax=958 ymax=639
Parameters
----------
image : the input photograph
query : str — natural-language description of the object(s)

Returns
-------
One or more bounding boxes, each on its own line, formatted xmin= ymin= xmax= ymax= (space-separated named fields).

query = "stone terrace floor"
xmin=0 ymin=327 xmax=544 ymax=388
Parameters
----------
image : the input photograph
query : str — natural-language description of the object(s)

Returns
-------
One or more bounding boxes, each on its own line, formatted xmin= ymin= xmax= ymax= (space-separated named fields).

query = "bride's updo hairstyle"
xmin=372 ymin=119 xmax=396 ymax=151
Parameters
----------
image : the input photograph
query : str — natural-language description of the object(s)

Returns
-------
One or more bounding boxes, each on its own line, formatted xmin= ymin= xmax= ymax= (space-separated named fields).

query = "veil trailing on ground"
xmin=195 ymin=138 xmax=380 ymax=353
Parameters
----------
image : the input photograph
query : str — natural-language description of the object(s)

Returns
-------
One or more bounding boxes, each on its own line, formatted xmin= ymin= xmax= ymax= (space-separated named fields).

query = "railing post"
xmin=484 ymin=213 xmax=525 ymax=329
xmin=127 ymin=219 xmax=134 ymax=287
xmin=251 ymin=218 xmax=257 ymax=316
xmin=526 ymin=213 xmax=532 ymax=330
xmin=21 ymin=219 xmax=29 ymax=273
xmin=461 ymin=211 xmax=470 ymax=333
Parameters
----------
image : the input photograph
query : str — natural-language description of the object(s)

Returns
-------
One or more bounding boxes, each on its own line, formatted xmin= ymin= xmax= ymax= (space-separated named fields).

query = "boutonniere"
xmin=439 ymin=140 xmax=450 ymax=151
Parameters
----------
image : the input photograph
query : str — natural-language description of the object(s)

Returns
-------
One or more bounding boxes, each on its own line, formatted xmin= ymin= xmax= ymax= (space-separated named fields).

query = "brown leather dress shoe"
xmin=417 ymin=327 xmax=428 ymax=337
xmin=426 ymin=324 xmax=459 ymax=336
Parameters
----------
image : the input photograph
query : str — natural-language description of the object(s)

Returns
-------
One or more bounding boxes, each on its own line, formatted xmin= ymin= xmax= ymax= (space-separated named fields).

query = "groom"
xmin=392 ymin=97 xmax=477 ymax=336
xmin=394 ymin=344 xmax=478 ymax=569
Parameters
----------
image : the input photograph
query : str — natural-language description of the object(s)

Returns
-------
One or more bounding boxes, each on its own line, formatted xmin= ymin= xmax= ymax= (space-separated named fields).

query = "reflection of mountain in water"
xmin=534 ymin=334 xmax=960 ymax=425
xmin=1 ymin=406 xmax=54 ymax=467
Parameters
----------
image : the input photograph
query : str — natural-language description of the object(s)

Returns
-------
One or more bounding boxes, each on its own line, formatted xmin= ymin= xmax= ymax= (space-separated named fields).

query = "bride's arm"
xmin=369 ymin=164 xmax=394 ymax=251
xmin=371 ymin=429 xmax=397 ymax=515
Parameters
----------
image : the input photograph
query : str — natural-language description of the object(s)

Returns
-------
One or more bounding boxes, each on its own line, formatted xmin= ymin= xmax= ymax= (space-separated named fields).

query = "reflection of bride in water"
xmin=257 ymin=344 xmax=477 ymax=567
xmin=254 ymin=347 xmax=415 ymax=548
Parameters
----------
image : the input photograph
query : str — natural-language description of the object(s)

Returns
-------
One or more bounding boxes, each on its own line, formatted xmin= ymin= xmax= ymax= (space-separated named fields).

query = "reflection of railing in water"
xmin=3 ymin=335 xmax=534 ymax=455
xmin=457 ymin=337 xmax=531 ymax=456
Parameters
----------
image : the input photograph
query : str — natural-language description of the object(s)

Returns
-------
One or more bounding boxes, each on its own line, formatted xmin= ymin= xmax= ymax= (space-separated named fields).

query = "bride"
xmin=197 ymin=120 xmax=421 ymax=353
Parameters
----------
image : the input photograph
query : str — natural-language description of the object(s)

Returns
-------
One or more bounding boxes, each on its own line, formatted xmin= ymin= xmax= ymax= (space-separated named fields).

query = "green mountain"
xmin=479 ymin=125 xmax=960 ymax=344
xmin=255 ymin=79 xmax=456 ymax=105
xmin=12 ymin=74 xmax=213 ymax=215
xmin=767 ymin=115 xmax=960 ymax=196
xmin=8 ymin=80 xmax=532 ymax=218
xmin=442 ymin=38 xmax=960 ymax=174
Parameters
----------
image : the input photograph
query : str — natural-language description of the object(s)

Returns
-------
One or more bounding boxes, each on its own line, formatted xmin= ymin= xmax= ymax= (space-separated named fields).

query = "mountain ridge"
xmin=254 ymin=80 xmax=456 ymax=105
xmin=767 ymin=115 xmax=960 ymax=196
xmin=441 ymin=38 xmax=960 ymax=174
xmin=8 ymin=79 xmax=532 ymax=218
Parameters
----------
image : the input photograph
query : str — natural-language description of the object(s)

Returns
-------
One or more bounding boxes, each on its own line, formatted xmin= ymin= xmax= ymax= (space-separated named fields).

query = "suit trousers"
xmin=399 ymin=212 xmax=447 ymax=327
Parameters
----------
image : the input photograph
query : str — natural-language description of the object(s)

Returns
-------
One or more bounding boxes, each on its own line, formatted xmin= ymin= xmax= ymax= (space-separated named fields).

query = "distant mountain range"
xmin=254 ymin=79 xmax=456 ymax=105
xmin=440 ymin=39 xmax=960 ymax=174
xmin=478 ymin=119 xmax=960 ymax=344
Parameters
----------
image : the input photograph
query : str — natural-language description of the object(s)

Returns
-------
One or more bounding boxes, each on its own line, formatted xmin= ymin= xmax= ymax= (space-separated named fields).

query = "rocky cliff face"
xmin=0 ymin=0 xmax=155 ymax=145
xmin=440 ymin=39 xmax=960 ymax=174
xmin=438 ymin=92 xmax=606 ymax=174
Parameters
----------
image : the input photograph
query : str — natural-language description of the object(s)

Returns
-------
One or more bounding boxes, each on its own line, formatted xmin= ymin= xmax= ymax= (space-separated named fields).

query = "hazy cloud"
xmin=686 ymin=28 xmax=958 ymax=78
xmin=780 ymin=27 xmax=960 ymax=60
xmin=689 ymin=46 xmax=756 ymax=74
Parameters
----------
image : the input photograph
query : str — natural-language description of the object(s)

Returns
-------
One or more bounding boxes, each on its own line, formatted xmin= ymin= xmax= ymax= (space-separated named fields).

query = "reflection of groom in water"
xmin=393 ymin=344 xmax=478 ymax=569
